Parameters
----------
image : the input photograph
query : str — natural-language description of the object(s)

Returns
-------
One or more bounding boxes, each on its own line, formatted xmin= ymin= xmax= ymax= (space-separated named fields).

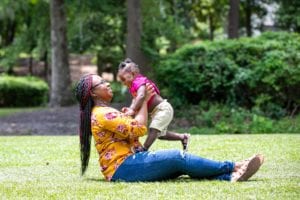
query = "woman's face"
xmin=91 ymin=75 xmax=113 ymax=102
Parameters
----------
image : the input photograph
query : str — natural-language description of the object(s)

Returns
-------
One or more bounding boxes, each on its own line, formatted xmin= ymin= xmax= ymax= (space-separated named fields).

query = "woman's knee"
xmin=154 ymin=149 xmax=185 ymax=161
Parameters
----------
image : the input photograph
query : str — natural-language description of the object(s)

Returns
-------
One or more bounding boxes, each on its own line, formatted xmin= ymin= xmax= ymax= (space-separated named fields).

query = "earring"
xmin=90 ymin=91 xmax=97 ymax=98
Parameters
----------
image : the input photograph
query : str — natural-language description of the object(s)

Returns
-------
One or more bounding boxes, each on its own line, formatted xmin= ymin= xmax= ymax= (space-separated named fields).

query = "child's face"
xmin=118 ymin=70 xmax=135 ymax=87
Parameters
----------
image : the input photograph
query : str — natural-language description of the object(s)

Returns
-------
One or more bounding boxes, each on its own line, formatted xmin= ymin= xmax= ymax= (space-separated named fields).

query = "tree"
xmin=274 ymin=0 xmax=300 ymax=32
xmin=49 ymin=0 xmax=72 ymax=107
xmin=239 ymin=0 xmax=268 ymax=37
xmin=141 ymin=0 xmax=190 ymax=60
xmin=192 ymin=0 xmax=228 ymax=41
xmin=243 ymin=0 xmax=254 ymax=36
xmin=67 ymin=0 xmax=125 ymax=80
xmin=0 ymin=1 xmax=50 ymax=76
xmin=228 ymin=0 xmax=240 ymax=38
xmin=126 ymin=0 xmax=150 ymax=74
xmin=0 ymin=0 xmax=23 ymax=47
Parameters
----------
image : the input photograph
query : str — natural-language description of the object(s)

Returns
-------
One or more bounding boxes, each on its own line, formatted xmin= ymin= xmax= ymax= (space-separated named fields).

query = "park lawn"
xmin=0 ymin=107 xmax=44 ymax=117
xmin=0 ymin=134 xmax=299 ymax=200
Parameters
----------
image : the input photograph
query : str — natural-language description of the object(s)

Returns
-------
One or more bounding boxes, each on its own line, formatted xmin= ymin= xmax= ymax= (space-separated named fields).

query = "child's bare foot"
xmin=181 ymin=133 xmax=190 ymax=152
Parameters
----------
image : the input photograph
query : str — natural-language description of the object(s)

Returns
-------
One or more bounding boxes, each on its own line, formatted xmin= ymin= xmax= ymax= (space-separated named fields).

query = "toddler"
xmin=117 ymin=58 xmax=190 ymax=151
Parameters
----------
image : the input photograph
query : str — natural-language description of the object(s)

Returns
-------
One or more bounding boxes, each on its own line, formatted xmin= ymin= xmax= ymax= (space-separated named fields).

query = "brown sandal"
xmin=240 ymin=154 xmax=264 ymax=166
xmin=182 ymin=133 xmax=190 ymax=152
xmin=231 ymin=154 xmax=264 ymax=182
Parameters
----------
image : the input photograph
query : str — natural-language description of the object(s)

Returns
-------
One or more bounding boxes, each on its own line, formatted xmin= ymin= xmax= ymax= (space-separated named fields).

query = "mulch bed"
xmin=0 ymin=103 xmax=123 ymax=135
xmin=0 ymin=106 xmax=80 ymax=136
xmin=0 ymin=103 xmax=189 ymax=136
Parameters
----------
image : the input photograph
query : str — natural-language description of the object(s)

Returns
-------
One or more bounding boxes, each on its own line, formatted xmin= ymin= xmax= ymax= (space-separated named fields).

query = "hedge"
xmin=0 ymin=75 xmax=49 ymax=107
xmin=155 ymin=32 xmax=300 ymax=118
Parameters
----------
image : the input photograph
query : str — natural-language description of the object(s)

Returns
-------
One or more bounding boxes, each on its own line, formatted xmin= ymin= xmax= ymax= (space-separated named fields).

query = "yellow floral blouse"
xmin=91 ymin=106 xmax=147 ymax=181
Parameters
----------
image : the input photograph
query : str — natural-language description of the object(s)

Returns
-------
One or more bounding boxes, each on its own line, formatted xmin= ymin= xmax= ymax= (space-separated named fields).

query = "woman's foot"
xmin=181 ymin=133 xmax=190 ymax=152
xmin=231 ymin=154 xmax=264 ymax=182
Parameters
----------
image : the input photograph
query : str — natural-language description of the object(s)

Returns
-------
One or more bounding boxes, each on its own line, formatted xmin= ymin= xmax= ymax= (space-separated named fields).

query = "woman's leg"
xmin=111 ymin=149 xmax=234 ymax=182
xmin=179 ymin=152 xmax=234 ymax=181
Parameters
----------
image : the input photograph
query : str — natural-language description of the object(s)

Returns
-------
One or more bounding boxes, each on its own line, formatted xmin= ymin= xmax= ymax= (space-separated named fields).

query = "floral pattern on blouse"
xmin=91 ymin=106 xmax=147 ymax=181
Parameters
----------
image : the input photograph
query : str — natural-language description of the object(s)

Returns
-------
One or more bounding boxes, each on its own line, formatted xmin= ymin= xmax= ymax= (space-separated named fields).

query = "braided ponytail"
xmin=75 ymin=74 xmax=94 ymax=175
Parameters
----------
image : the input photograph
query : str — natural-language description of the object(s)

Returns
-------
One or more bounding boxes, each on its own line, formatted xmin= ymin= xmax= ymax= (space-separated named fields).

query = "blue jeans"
xmin=111 ymin=149 xmax=234 ymax=182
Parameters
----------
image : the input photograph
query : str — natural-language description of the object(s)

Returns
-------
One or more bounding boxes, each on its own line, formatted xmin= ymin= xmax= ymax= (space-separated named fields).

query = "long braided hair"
xmin=75 ymin=74 xmax=94 ymax=175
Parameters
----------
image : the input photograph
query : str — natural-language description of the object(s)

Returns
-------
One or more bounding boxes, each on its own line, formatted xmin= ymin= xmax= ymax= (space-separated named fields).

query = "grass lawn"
xmin=0 ymin=107 xmax=44 ymax=117
xmin=0 ymin=134 xmax=299 ymax=199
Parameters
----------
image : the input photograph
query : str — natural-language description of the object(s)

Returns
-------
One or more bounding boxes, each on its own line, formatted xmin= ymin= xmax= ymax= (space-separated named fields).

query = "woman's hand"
xmin=134 ymin=146 xmax=148 ymax=153
xmin=122 ymin=107 xmax=135 ymax=116
xmin=145 ymin=83 xmax=155 ymax=102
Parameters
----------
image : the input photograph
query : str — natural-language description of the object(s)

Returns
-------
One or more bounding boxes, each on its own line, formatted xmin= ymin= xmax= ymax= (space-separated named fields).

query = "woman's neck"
xmin=94 ymin=99 xmax=110 ymax=107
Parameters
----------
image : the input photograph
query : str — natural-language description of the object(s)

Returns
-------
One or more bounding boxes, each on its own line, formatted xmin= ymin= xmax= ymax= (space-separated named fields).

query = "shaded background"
xmin=0 ymin=0 xmax=299 ymax=135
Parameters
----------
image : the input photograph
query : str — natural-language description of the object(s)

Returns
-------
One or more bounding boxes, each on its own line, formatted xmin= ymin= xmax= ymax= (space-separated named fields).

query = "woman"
xmin=75 ymin=74 xmax=264 ymax=182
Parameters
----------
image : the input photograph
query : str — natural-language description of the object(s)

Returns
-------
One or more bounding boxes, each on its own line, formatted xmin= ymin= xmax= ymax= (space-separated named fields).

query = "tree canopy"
xmin=0 ymin=0 xmax=299 ymax=107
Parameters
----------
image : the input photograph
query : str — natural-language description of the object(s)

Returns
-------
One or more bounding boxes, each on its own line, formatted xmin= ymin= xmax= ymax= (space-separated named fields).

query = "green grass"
xmin=0 ymin=107 xmax=44 ymax=117
xmin=0 ymin=134 xmax=299 ymax=199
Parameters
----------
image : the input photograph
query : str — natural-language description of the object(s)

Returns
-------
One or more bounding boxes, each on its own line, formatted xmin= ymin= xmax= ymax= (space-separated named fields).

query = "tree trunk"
xmin=49 ymin=0 xmax=72 ymax=107
xmin=96 ymin=52 xmax=104 ymax=76
xmin=3 ymin=20 xmax=16 ymax=46
xmin=126 ymin=0 xmax=150 ymax=75
xmin=28 ymin=56 xmax=33 ymax=76
xmin=228 ymin=0 xmax=240 ymax=39
xmin=42 ymin=50 xmax=50 ymax=83
xmin=208 ymin=15 xmax=214 ymax=41
xmin=245 ymin=0 xmax=252 ymax=37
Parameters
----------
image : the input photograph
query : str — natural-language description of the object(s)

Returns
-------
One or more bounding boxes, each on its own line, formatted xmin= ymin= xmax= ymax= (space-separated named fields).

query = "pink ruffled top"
xmin=129 ymin=74 xmax=160 ymax=107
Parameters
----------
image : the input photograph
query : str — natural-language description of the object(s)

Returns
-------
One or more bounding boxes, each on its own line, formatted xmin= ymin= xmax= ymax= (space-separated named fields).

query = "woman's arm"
xmin=128 ymin=85 xmax=146 ymax=113
xmin=134 ymin=83 xmax=154 ymax=126
xmin=97 ymin=84 xmax=154 ymax=139
xmin=134 ymin=94 xmax=148 ymax=126
xmin=99 ymin=110 xmax=147 ymax=138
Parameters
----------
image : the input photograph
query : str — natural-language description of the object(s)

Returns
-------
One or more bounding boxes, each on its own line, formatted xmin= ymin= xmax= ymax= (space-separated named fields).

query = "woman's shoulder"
xmin=92 ymin=106 xmax=120 ymax=115
xmin=92 ymin=106 xmax=124 ymax=122
xmin=92 ymin=106 xmax=133 ymax=123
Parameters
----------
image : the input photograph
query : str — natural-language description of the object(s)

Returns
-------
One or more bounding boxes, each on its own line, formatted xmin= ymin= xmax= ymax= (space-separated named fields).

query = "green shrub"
xmin=189 ymin=126 xmax=216 ymax=135
xmin=272 ymin=115 xmax=300 ymax=133
xmin=176 ymin=103 xmax=299 ymax=134
xmin=0 ymin=75 xmax=49 ymax=107
xmin=110 ymin=81 xmax=127 ymax=103
xmin=249 ymin=115 xmax=274 ymax=133
xmin=156 ymin=32 xmax=300 ymax=118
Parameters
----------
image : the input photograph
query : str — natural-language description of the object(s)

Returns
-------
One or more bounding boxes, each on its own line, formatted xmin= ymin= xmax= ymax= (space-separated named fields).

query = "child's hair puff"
xmin=118 ymin=58 xmax=140 ymax=74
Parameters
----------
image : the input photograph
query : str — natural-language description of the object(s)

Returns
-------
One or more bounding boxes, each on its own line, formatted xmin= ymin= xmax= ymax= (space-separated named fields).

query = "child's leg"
xmin=159 ymin=131 xmax=184 ymax=140
xmin=143 ymin=128 xmax=161 ymax=150
xmin=159 ymin=131 xmax=190 ymax=151
xmin=143 ymin=129 xmax=190 ymax=151
xmin=148 ymin=100 xmax=190 ymax=150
